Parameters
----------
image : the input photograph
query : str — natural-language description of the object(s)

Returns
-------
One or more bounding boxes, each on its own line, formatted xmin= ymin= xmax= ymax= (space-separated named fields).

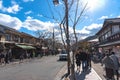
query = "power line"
xmin=46 ymin=0 xmax=55 ymax=19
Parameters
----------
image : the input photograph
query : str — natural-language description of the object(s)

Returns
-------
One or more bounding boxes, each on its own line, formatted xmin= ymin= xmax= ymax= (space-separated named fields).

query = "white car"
xmin=59 ymin=50 xmax=67 ymax=60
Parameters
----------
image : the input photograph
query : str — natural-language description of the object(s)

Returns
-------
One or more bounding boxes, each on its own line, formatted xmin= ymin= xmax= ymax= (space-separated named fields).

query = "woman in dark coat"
xmin=86 ymin=52 xmax=92 ymax=69
xmin=75 ymin=51 xmax=81 ymax=72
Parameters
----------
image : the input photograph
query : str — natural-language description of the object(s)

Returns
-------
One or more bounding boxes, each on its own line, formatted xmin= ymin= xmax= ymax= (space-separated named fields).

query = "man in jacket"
xmin=110 ymin=52 xmax=119 ymax=80
xmin=102 ymin=53 xmax=114 ymax=80
xmin=79 ymin=48 xmax=87 ymax=72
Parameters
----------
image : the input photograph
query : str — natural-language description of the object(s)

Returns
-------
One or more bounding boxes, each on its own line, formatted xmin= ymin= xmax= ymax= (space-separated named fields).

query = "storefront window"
xmin=105 ymin=33 xmax=108 ymax=39
xmin=108 ymin=31 xmax=111 ymax=37
xmin=5 ymin=34 xmax=11 ymax=41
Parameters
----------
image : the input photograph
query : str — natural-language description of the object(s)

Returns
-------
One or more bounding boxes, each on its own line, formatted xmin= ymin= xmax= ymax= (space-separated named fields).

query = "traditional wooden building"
xmin=96 ymin=18 xmax=120 ymax=57
xmin=0 ymin=24 xmax=41 ymax=59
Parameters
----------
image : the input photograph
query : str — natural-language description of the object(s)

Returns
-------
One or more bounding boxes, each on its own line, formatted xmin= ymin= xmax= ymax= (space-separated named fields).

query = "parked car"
xmin=59 ymin=50 xmax=67 ymax=60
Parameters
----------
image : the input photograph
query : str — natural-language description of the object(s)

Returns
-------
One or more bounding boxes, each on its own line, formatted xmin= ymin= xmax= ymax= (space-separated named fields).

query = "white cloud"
xmin=118 ymin=15 xmax=120 ymax=18
xmin=25 ymin=11 xmax=32 ymax=15
xmin=77 ymin=23 xmax=102 ymax=39
xmin=0 ymin=0 xmax=21 ymax=14
xmin=85 ymin=23 xmax=102 ymax=30
xmin=22 ymin=16 xmax=59 ymax=32
xmin=59 ymin=23 xmax=102 ymax=40
xmin=99 ymin=16 xmax=108 ymax=20
xmin=0 ymin=13 xmax=102 ymax=41
xmin=37 ymin=14 xmax=43 ymax=17
xmin=110 ymin=14 xmax=113 ymax=17
xmin=0 ymin=13 xmax=59 ymax=32
xmin=63 ymin=23 xmax=102 ymax=40
xmin=23 ymin=0 xmax=34 ymax=2
xmin=76 ymin=23 xmax=102 ymax=35
xmin=82 ymin=0 xmax=106 ymax=12
xmin=0 ymin=13 xmax=22 ymax=30
xmin=6 ymin=4 xmax=21 ymax=14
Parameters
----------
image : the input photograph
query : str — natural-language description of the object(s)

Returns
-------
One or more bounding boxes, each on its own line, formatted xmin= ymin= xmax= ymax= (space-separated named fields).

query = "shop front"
xmin=12 ymin=44 xmax=36 ymax=59
xmin=99 ymin=41 xmax=120 ymax=61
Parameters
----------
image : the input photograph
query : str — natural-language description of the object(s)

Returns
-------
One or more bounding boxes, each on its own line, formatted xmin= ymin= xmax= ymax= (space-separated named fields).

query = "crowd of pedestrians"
xmin=75 ymin=47 xmax=120 ymax=80
xmin=0 ymin=49 xmax=35 ymax=65
xmin=75 ymin=47 xmax=92 ymax=72
xmin=0 ymin=48 xmax=59 ymax=66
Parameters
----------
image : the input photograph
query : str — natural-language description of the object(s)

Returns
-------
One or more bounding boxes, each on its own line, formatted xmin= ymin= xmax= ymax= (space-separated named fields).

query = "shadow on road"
xmin=57 ymin=59 xmax=67 ymax=62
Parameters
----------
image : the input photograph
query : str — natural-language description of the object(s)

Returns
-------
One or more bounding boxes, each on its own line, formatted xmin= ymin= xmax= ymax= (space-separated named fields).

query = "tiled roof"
xmin=105 ymin=18 xmax=120 ymax=23
xmin=96 ymin=18 xmax=120 ymax=35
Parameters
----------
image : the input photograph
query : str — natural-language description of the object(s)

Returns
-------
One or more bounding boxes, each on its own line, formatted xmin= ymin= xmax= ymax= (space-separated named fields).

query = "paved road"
xmin=0 ymin=55 xmax=66 ymax=80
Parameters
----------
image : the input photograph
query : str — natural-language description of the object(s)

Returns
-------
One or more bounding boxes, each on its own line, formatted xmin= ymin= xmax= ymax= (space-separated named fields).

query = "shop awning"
xmin=15 ymin=44 xmax=36 ymax=49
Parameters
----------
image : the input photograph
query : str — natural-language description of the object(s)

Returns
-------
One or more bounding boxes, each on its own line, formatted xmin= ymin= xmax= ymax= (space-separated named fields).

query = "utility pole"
xmin=52 ymin=28 xmax=55 ymax=55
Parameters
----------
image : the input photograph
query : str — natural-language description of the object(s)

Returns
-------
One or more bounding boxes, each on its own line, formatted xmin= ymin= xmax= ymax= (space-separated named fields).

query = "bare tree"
xmin=35 ymin=30 xmax=53 ymax=39
xmin=69 ymin=1 xmax=88 ymax=79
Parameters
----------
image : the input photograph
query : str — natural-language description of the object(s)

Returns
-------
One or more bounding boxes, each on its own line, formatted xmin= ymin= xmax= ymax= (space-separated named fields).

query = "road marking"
xmin=92 ymin=68 xmax=102 ymax=80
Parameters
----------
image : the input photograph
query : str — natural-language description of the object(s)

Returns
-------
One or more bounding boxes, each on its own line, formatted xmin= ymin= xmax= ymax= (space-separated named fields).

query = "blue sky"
xmin=0 ymin=0 xmax=120 ymax=40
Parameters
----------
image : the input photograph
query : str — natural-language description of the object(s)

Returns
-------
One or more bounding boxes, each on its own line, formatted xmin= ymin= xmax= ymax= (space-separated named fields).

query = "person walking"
xmin=75 ymin=49 xmax=81 ymax=72
xmin=102 ymin=53 xmax=115 ymax=80
xmin=1 ymin=51 xmax=5 ymax=65
xmin=5 ymin=51 xmax=9 ymax=64
xmin=19 ymin=53 xmax=24 ymax=63
xmin=79 ymin=48 xmax=87 ymax=72
xmin=86 ymin=51 xmax=92 ymax=70
xmin=0 ymin=52 xmax=1 ymax=65
xmin=110 ymin=52 xmax=120 ymax=80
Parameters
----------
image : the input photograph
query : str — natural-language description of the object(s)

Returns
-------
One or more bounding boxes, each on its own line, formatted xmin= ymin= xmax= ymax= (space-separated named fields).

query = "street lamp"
xmin=53 ymin=0 xmax=59 ymax=5
xmin=52 ymin=28 xmax=55 ymax=55
xmin=53 ymin=0 xmax=70 ymax=75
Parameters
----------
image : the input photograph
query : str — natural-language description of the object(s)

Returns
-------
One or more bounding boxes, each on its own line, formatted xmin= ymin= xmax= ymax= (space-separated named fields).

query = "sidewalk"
xmin=91 ymin=61 xmax=106 ymax=80
xmin=68 ymin=68 xmax=102 ymax=80
xmin=56 ymin=65 xmax=102 ymax=80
